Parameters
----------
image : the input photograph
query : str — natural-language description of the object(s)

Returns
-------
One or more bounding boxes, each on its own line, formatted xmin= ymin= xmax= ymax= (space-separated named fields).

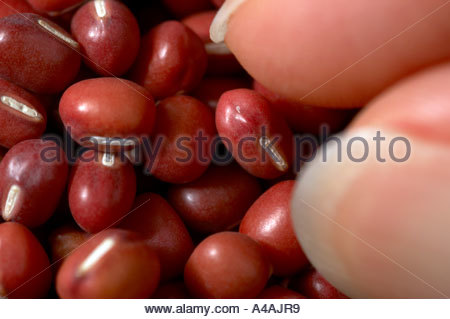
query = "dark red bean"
xmin=130 ymin=21 xmax=207 ymax=100
xmin=210 ymin=0 xmax=224 ymax=8
xmin=0 ymin=222 xmax=52 ymax=298
xmin=69 ymin=150 xmax=136 ymax=233
xmin=253 ymin=81 xmax=357 ymax=134
xmin=0 ymin=78 xmax=47 ymax=148
xmin=148 ymin=95 xmax=215 ymax=184
xmin=168 ymin=163 xmax=262 ymax=234
xmin=162 ymin=0 xmax=212 ymax=18
xmin=59 ymin=78 xmax=156 ymax=151
xmin=26 ymin=0 xmax=84 ymax=13
xmin=0 ymin=147 xmax=5 ymax=162
xmin=119 ymin=193 xmax=194 ymax=281
xmin=240 ymin=180 xmax=308 ymax=276
xmin=71 ymin=0 xmax=140 ymax=76
xmin=153 ymin=281 xmax=191 ymax=299
xmin=0 ymin=0 xmax=36 ymax=18
xmin=257 ymin=285 xmax=306 ymax=299
xmin=0 ymin=139 xmax=68 ymax=228
xmin=216 ymin=89 xmax=294 ymax=179
xmin=184 ymin=232 xmax=272 ymax=298
xmin=290 ymin=269 xmax=348 ymax=299
xmin=0 ymin=13 xmax=81 ymax=93
xmin=56 ymin=228 xmax=160 ymax=298
xmin=182 ymin=10 xmax=243 ymax=75
xmin=192 ymin=76 xmax=251 ymax=110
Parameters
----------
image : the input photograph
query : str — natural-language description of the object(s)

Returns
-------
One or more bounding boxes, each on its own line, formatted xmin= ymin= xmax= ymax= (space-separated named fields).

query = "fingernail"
xmin=210 ymin=0 xmax=247 ymax=43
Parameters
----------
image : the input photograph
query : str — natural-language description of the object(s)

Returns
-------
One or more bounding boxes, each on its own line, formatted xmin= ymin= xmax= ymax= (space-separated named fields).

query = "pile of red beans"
xmin=0 ymin=0 xmax=352 ymax=299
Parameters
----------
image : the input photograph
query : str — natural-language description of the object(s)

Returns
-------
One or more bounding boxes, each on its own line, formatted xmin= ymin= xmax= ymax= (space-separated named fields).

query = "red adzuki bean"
xmin=184 ymin=232 xmax=272 ymax=298
xmin=0 ymin=13 xmax=81 ymax=93
xmin=153 ymin=281 xmax=191 ymax=299
xmin=26 ymin=0 xmax=84 ymax=13
xmin=0 ymin=0 xmax=36 ymax=18
xmin=162 ymin=0 xmax=212 ymax=18
xmin=71 ymin=0 xmax=140 ymax=76
xmin=168 ymin=164 xmax=262 ymax=234
xmin=290 ymin=269 xmax=348 ymax=299
xmin=0 ymin=222 xmax=52 ymax=298
xmin=119 ymin=193 xmax=194 ymax=281
xmin=257 ymin=286 xmax=306 ymax=299
xmin=0 ymin=139 xmax=69 ymax=228
xmin=240 ymin=180 xmax=309 ymax=276
xmin=56 ymin=229 xmax=160 ymax=298
xmin=0 ymin=78 xmax=47 ymax=149
xmin=210 ymin=0 xmax=224 ymax=8
xmin=130 ymin=21 xmax=207 ymax=100
xmin=216 ymin=89 xmax=294 ymax=179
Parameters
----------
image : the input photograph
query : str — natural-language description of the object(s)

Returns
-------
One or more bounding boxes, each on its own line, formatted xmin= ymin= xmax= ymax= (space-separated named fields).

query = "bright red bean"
xmin=162 ymin=0 xmax=212 ymax=18
xmin=253 ymin=81 xmax=357 ymax=134
xmin=56 ymin=228 xmax=160 ymax=298
xmin=71 ymin=0 xmax=140 ymax=76
xmin=191 ymin=76 xmax=251 ymax=110
xmin=0 ymin=13 xmax=80 ymax=93
xmin=184 ymin=232 xmax=272 ymax=298
xmin=0 ymin=222 xmax=52 ymax=298
xmin=182 ymin=10 xmax=243 ymax=75
xmin=0 ymin=139 xmax=68 ymax=228
xmin=168 ymin=164 xmax=262 ymax=234
xmin=148 ymin=95 xmax=215 ymax=184
xmin=290 ymin=269 xmax=348 ymax=299
xmin=0 ymin=0 xmax=36 ymax=18
xmin=59 ymin=78 xmax=156 ymax=151
xmin=240 ymin=180 xmax=308 ymax=276
xmin=130 ymin=21 xmax=207 ymax=100
xmin=119 ymin=193 xmax=194 ymax=281
xmin=0 ymin=78 xmax=47 ymax=148
xmin=210 ymin=0 xmax=224 ymax=8
xmin=153 ymin=281 xmax=191 ymax=299
xmin=216 ymin=89 xmax=294 ymax=179
xmin=26 ymin=0 xmax=84 ymax=13
xmin=257 ymin=285 xmax=306 ymax=299
xmin=69 ymin=150 xmax=136 ymax=233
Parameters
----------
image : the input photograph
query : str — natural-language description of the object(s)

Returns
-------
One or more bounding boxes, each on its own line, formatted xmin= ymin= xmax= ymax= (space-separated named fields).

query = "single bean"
xmin=290 ymin=269 xmax=349 ymax=299
xmin=257 ymin=285 xmax=306 ymax=299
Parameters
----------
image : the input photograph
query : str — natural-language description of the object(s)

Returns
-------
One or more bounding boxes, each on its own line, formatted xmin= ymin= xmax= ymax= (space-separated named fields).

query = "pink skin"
xmin=0 ymin=222 xmax=52 ymax=298
xmin=182 ymin=10 xmax=243 ymax=75
xmin=130 ymin=21 xmax=207 ymax=100
xmin=257 ymin=286 xmax=306 ymax=299
xmin=168 ymin=163 xmax=262 ymax=234
xmin=290 ymin=269 xmax=348 ymax=299
xmin=56 ymin=229 xmax=160 ymax=299
xmin=149 ymin=95 xmax=215 ymax=184
xmin=0 ymin=78 xmax=47 ymax=149
xmin=0 ymin=139 xmax=69 ymax=228
xmin=210 ymin=0 xmax=224 ymax=8
xmin=26 ymin=0 xmax=84 ymax=13
xmin=119 ymin=193 xmax=194 ymax=281
xmin=191 ymin=76 xmax=251 ymax=110
xmin=240 ymin=181 xmax=309 ymax=276
xmin=0 ymin=13 xmax=81 ymax=94
xmin=0 ymin=0 xmax=36 ymax=18
xmin=253 ymin=80 xmax=357 ymax=134
xmin=71 ymin=0 xmax=140 ymax=76
xmin=153 ymin=281 xmax=191 ymax=299
xmin=68 ymin=150 xmax=136 ymax=233
xmin=184 ymin=232 xmax=272 ymax=298
xmin=161 ymin=0 xmax=212 ymax=18
xmin=216 ymin=89 xmax=294 ymax=179
xmin=59 ymin=78 xmax=156 ymax=150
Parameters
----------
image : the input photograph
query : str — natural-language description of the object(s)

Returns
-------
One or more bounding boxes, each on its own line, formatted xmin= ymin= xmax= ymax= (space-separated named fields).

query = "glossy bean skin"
xmin=119 ymin=193 xmax=194 ymax=281
xmin=26 ymin=0 xmax=84 ymax=13
xmin=162 ymin=0 xmax=212 ymax=18
xmin=69 ymin=150 xmax=136 ymax=233
xmin=149 ymin=95 xmax=215 ymax=184
xmin=184 ymin=232 xmax=272 ymax=298
xmin=59 ymin=78 xmax=156 ymax=150
xmin=192 ymin=76 xmax=250 ymax=110
xmin=216 ymin=89 xmax=294 ymax=179
xmin=0 ymin=78 xmax=47 ymax=148
xmin=0 ymin=222 xmax=52 ymax=298
xmin=240 ymin=181 xmax=308 ymax=276
xmin=290 ymin=269 xmax=348 ymax=299
xmin=130 ymin=21 xmax=207 ymax=100
xmin=168 ymin=164 xmax=262 ymax=234
xmin=257 ymin=285 xmax=306 ymax=299
xmin=182 ymin=11 xmax=242 ymax=75
xmin=0 ymin=0 xmax=36 ymax=18
xmin=71 ymin=0 xmax=140 ymax=76
xmin=56 ymin=229 xmax=160 ymax=299
xmin=153 ymin=281 xmax=191 ymax=299
xmin=253 ymin=81 xmax=357 ymax=134
xmin=0 ymin=139 xmax=69 ymax=228
xmin=0 ymin=13 xmax=80 ymax=94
